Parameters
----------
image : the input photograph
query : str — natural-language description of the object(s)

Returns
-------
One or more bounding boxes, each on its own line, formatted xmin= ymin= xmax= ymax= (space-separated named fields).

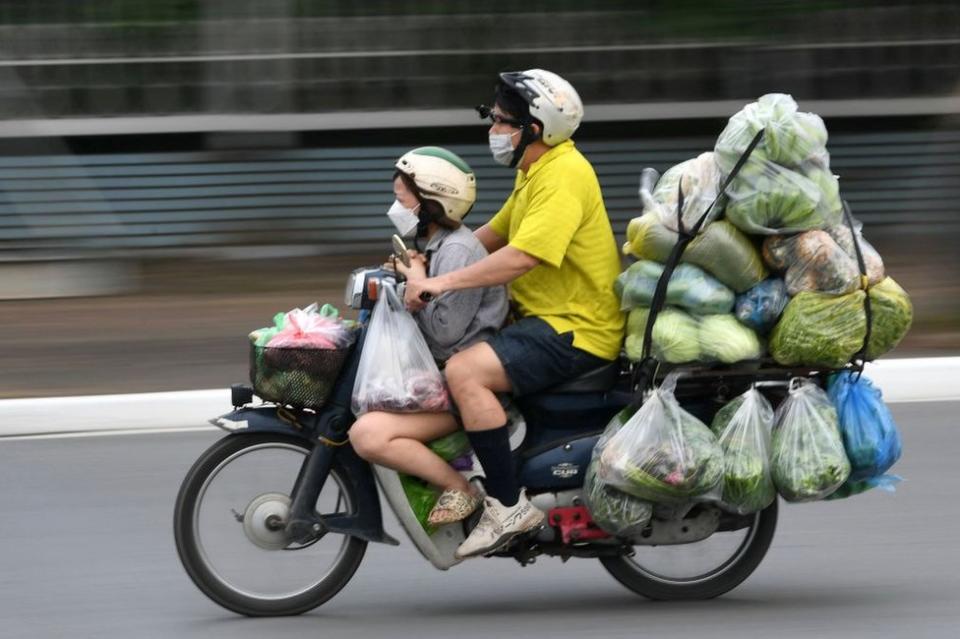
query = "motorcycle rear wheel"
xmin=599 ymin=499 xmax=778 ymax=600
xmin=174 ymin=433 xmax=367 ymax=616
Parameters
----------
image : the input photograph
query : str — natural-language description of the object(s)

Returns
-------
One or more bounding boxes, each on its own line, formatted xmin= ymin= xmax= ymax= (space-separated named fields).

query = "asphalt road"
xmin=1 ymin=401 xmax=957 ymax=639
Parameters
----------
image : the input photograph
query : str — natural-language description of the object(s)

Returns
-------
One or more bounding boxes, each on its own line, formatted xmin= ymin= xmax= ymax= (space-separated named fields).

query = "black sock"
xmin=466 ymin=425 xmax=520 ymax=507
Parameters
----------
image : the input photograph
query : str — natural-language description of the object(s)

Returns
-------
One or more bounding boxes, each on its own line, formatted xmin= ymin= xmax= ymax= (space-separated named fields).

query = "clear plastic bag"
xmin=595 ymin=373 xmax=724 ymax=504
xmin=615 ymin=260 xmax=735 ymax=315
xmin=734 ymin=278 xmax=790 ymax=335
xmin=351 ymin=284 xmax=450 ymax=416
xmin=771 ymin=379 xmax=851 ymax=502
xmin=267 ymin=307 xmax=355 ymax=350
xmin=827 ymin=371 xmax=902 ymax=482
xmin=763 ymin=230 xmax=862 ymax=296
xmin=642 ymin=152 xmax=724 ymax=234
xmin=625 ymin=306 xmax=763 ymax=365
xmin=763 ymin=227 xmax=885 ymax=297
xmin=768 ymin=276 xmax=912 ymax=367
xmin=623 ymin=215 xmax=767 ymax=293
xmin=583 ymin=462 xmax=653 ymax=539
xmin=709 ymin=389 xmax=777 ymax=515
xmin=715 ymin=93 xmax=828 ymax=173
xmin=724 ymin=158 xmax=832 ymax=235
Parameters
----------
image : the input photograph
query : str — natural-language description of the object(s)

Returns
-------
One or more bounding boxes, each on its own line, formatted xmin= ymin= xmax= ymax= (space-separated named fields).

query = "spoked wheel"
xmin=174 ymin=433 xmax=366 ymax=616
xmin=600 ymin=500 xmax=778 ymax=600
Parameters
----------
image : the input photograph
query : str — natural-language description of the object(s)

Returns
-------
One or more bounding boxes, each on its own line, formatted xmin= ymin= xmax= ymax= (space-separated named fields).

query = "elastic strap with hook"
xmin=841 ymin=200 xmax=873 ymax=380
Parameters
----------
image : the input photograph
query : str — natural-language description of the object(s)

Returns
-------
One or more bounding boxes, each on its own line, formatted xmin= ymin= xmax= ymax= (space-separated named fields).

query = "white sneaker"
xmin=455 ymin=491 xmax=545 ymax=559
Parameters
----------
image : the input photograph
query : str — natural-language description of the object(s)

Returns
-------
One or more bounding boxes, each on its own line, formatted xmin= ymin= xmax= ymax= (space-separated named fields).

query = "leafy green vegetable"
xmin=768 ymin=277 xmax=912 ymax=366
xmin=399 ymin=473 xmax=440 ymax=534
xmin=771 ymin=382 xmax=850 ymax=502
xmin=625 ymin=307 xmax=701 ymax=363
xmin=699 ymin=314 xmax=763 ymax=363
xmin=710 ymin=390 xmax=777 ymax=514
xmin=597 ymin=383 xmax=724 ymax=504
xmin=617 ymin=260 xmax=735 ymax=315
xmin=427 ymin=431 xmax=471 ymax=461
xmin=583 ymin=462 xmax=653 ymax=539
xmin=724 ymin=162 xmax=827 ymax=235
xmin=866 ymin=277 xmax=913 ymax=359
xmin=623 ymin=215 xmax=767 ymax=293
xmin=769 ymin=290 xmax=866 ymax=367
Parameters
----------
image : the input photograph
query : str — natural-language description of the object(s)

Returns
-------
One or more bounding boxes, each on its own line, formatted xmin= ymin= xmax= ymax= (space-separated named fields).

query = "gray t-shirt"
xmin=415 ymin=225 xmax=509 ymax=362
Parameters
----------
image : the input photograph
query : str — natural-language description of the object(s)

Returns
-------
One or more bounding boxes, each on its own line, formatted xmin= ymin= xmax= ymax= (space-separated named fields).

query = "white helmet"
xmin=499 ymin=69 xmax=584 ymax=146
xmin=395 ymin=146 xmax=477 ymax=223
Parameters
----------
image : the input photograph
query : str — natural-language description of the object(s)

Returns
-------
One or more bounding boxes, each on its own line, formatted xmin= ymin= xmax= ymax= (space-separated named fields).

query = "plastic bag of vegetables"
xmin=769 ymin=277 xmax=912 ymax=367
xmin=724 ymin=158 xmax=836 ymax=235
xmin=596 ymin=373 xmax=724 ymax=503
xmin=771 ymin=379 xmax=851 ymax=502
xmin=616 ymin=260 xmax=735 ymax=315
xmin=763 ymin=228 xmax=885 ymax=296
xmin=625 ymin=307 xmax=701 ymax=363
xmin=623 ymin=215 xmax=767 ymax=293
xmin=710 ymin=389 xmax=777 ymax=514
xmin=399 ymin=473 xmax=441 ymax=534
xmin=714 ymin=93 xmax=829 ymax=173
xmin=763 ymin=230 xmax=862 ymax=296
xmin=827 ymin=371 xmax=902 ymax=482
xmin=625 ymin=307 xmax=762 ymax=365
xmin=735 ymin=278 xmax=790 ymax=334
xmin=826 ymin=223 xmax=885 ymax=286
xmin=642 ymin=152 xmax=724 ymax=234
xmin=583 ymin=461 xmax=653 ymax=539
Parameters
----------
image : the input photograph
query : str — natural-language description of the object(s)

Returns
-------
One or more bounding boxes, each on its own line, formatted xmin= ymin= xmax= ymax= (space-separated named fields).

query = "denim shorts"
xmin=485 ymin=317 xmax=611 ymax=397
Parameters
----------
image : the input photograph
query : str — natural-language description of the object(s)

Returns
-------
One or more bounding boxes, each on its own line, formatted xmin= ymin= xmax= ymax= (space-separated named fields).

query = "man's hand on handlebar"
xmin=404 ymin=276 xmax=444 ymax=311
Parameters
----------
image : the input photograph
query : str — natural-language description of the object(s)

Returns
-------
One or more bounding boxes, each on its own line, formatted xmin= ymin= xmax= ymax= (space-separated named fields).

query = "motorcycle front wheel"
xmin=600 ymin=499 xmax=778 ymax=600
xmin=174 ymin=433 xmax=367 ymax=616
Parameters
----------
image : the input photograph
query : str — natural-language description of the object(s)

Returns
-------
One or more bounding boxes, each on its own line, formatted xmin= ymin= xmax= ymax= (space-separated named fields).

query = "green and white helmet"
xmin=395 ymin=146 xmax=477 ymax=223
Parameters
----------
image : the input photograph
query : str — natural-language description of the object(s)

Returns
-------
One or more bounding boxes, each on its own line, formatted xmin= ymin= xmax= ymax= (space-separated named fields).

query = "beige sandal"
xmin=427 ymin=489 xmax=481 ymax=526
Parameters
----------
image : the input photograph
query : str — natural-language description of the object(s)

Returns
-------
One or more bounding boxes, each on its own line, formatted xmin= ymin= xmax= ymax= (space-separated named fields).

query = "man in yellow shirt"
xmin=405 ymin=69 xmax=625 ymax=558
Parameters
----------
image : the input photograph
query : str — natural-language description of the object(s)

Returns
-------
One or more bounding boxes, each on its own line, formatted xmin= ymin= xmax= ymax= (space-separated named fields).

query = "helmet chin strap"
xmin=509 ymin=125 xmax=539 ymax=169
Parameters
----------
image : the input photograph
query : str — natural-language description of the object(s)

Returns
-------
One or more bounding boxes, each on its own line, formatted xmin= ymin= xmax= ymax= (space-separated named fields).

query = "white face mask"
xmin=387 ymin=199 xmax=420 ymax=238
xmin=489 ymin=130 xmax=520 ymax=167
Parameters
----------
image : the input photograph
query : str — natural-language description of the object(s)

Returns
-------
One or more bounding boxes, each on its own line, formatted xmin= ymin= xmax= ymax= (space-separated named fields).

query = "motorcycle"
xmin=173 ymin=243 xmax=797 ymax=618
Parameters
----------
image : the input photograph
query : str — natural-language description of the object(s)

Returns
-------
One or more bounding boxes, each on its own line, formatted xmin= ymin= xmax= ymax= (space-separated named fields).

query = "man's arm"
xmin=404 ymin=245 xmax=538 ymax=309
xmin=474 ymin=223 xmax=508 ymax=254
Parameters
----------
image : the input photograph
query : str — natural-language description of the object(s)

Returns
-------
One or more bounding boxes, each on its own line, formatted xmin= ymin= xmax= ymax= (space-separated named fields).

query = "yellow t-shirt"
xmin=489 ymin=140 xmax=625 ymax=360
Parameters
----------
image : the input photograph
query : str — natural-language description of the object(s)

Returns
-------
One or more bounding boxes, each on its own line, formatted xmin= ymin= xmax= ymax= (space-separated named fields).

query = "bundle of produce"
xmin=352 ymin=284 xmax=450 ymax=415
xmin=734 ymin=278 xmax=790 ymax=334
xmin=715 ymin=94 xmax=842 ymax=234
xmin=596 ymin=374 xmax=724 ymax=503
xmin=616 ymin=260 xmax=735 ymax=315
xmin=641 ymin=152 xmax=724 ymax=234
xmin=768 ymin=277 xmax=912 ymax=367
xmin=583 ymin=462 xmax=654 ymax=539
xmin=625 ymin=307 xmax=763 ymax=365
xmin=266 ymin=304 xmax=356 ymax=350
xmin=771 ymin=379 xmax=850 ymax=502
xmin=762 ymin=228 xmax=885 ymax=296
xmin=623 ymin=215 xmax=767 ymax=293
xmin=827 ymin=371 xmax=902 ymax=483
xmin=710 ymin=389 xmax=777 ymax=514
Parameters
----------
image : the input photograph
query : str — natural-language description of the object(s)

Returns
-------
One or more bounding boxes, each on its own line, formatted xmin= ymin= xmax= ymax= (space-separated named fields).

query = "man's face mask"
xmin=489 ymin=130 xmax=520 ymax=167
xmin=386 ymin=200 xmax=420 ymax=238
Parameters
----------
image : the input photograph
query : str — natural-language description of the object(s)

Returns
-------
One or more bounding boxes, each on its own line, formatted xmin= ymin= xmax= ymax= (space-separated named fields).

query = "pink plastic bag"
xmin=267 ymin=308 xmax=352 ymax=350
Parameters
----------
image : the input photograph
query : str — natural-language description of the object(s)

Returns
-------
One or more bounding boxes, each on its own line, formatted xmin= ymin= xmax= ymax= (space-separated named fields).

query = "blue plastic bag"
xmin=735 ymin=278 xmax=789 ymax=334
xmin=827 ymin=371 xmax=902 ymax=492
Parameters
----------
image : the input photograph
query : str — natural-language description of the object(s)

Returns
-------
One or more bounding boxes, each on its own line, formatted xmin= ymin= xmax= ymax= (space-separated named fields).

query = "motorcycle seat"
xmin=546 ymin=361 xmax=621 ymax=394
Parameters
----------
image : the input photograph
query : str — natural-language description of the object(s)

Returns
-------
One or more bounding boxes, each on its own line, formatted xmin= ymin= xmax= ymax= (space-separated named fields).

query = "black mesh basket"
xmin=250 ymin=342 xmax=353 ymax=409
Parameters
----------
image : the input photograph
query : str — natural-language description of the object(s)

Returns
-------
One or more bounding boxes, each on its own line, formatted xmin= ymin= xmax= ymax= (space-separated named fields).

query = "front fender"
xmin=211 ymin=405 xmax=398 ymax=546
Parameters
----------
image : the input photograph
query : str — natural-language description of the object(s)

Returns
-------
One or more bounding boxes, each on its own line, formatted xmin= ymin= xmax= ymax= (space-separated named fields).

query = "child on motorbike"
xmin=348 ymin=147 xmax=509 ymax=526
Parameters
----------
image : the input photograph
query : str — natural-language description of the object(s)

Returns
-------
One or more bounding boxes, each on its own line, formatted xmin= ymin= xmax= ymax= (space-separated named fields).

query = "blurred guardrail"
xmin=1 ymin=127 xmax=958 ymax=258
xmin=0 ymin=2 xmax=958 ymax=118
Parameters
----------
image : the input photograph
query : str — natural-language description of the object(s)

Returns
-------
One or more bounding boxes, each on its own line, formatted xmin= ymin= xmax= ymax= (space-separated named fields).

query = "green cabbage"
xmin=866 ymin=277 xmax=913 ymax=359
xmin=699 ymin=314 xmax=763 ymax=363
xmin=616 ymin=260 xmax=735 ymax=315
xmin=625 ymin=307 xmax=700 ymax=363
xmin=624 ymin=215 xmax=767 ymax=293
